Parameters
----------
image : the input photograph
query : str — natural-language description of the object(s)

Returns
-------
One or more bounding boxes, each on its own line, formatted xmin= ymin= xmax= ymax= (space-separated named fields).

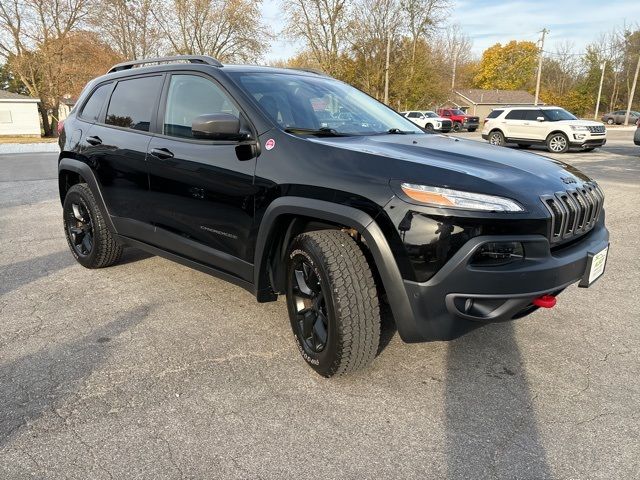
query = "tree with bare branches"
xmin=0 ymin=0 xmax=93 ymax=135
xmin=152 ymin=0 xmax=271 ymax=62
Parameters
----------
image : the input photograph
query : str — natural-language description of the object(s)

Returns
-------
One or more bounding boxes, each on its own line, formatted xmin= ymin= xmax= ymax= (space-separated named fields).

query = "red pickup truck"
xmin=437 ymin=108 xmax=480 ymax=132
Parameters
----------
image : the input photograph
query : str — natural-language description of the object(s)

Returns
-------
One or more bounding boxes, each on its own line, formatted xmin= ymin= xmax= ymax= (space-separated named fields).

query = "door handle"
xmin=150 ymin=147 xmax=174 ymax=160
xmin=85 ymin=136 xmax=102 ymax=146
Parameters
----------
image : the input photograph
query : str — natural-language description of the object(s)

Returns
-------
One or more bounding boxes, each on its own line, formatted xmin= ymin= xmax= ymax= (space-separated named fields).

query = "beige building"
xmin=450 ymin=89 xmax=541 ymax=119
xmin=0 ymin=90 xmax=41 ymax=137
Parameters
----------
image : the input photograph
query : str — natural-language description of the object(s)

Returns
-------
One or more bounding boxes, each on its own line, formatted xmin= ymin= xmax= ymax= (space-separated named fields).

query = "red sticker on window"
xmin=265 ymin=138 xmax=275 ymax=150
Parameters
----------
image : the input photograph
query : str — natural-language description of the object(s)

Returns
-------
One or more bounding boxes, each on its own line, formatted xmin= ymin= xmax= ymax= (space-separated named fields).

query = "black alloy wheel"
xmin=290 ymin=256 xmax=329 ymax=353
xmin=66 ymin=200 xmax=94 ymax=257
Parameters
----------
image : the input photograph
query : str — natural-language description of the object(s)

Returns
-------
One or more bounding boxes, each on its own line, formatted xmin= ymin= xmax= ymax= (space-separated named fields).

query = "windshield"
xmin=543 ymin=108 xmax=578 ymax=121
xmin=229 ymin=72 xmax=423 ymax=135
xmin=451 ymin=109 xmax=466 ymax=115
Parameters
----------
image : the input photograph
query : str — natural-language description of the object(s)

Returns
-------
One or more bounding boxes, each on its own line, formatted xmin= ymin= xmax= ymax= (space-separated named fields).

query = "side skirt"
xmin=114 ymin=234 xmax=256 ymax=295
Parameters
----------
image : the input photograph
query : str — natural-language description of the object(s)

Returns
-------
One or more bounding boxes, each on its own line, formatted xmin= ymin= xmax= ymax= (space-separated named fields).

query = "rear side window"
xmin=163 ymin=74 xmax=239 ymax=139
xmin=106 ymin=76 xmax=163 ymax=132
xmin=80 ymin=84 xmax=111 ymax=122
xmin=486 ymin=109 xmax=503 ymax=119
xmin=505 ymin=110 xmax=526 ymax=120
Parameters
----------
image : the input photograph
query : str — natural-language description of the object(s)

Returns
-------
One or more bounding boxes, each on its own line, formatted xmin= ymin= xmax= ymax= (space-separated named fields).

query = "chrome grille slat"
xmin=542 ymin=182 xmax=603 ymax=244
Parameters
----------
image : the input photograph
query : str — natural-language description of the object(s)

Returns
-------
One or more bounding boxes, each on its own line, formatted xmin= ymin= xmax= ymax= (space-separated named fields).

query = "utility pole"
xmin=534 ymin=28 xmax=549 ymax=106
xmin=623 ymin=53 xmax=640 ymax=126
xmin=384 ymin=29 xmax=391 ymax=104
xmin=594 ymin=60 xmax=606 ymax=120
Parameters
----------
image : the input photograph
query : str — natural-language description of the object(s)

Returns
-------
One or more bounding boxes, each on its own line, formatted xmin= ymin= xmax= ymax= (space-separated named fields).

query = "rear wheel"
xmin=606 ymin=118 xmax=614 ymax=125
xmin=546 ymin=132 xmax=569 ymax=153
xmin=285 ymin=230 xmax=380 ymax=377
xmin=488 ymin=130 xmax=505 ymax=146
xmin=63 ymin=183 xmax=122 ymax=268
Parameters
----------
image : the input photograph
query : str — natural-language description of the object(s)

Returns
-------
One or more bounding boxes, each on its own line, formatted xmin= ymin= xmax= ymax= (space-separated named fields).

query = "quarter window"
xmin=486 ymin=109 xmax=503 ymax=119
xmin=105 ymin=76 xmax=163 ymax=132
xmin=163 ymin=75 xmax=239 ymax=139
xmin=80 ymin=83 xmax=111 ymax=122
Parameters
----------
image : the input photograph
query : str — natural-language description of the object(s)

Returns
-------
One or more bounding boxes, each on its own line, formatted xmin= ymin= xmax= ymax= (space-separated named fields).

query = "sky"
xmin=261 ymin=0 xmax=640 ymax=62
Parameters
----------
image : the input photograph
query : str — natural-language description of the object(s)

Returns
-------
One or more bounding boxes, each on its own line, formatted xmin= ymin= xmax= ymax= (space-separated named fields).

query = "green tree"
xmin=473 ymin=40 xmax=538 ymax=90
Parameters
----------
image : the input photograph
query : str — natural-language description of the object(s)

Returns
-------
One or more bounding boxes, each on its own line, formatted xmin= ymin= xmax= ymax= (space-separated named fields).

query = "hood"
xmin=305 ymin=133 xmax=592 ymax=213
xmin=554 ymin=119 xmax=604 ymax=127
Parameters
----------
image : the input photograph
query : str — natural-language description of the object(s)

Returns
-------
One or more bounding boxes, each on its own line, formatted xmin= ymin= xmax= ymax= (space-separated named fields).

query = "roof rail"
xmin=107 ymin=55 xmax=223 ymax=74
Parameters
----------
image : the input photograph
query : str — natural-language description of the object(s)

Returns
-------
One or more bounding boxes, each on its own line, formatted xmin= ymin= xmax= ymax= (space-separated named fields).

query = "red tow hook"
xmin=533 ymin=295 xmax=556 ymax=308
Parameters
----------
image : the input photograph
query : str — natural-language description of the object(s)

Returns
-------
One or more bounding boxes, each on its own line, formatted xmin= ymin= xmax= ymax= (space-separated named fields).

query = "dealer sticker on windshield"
xmin=579 ymin=245 xmax=608 ymax=287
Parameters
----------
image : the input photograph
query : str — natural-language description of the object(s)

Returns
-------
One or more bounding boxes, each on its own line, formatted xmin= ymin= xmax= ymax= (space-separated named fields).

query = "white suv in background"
xmin=401 ymin=110 xmax=452 ymax=132
xmin=481 ymin=106 xmax=607 ymax=153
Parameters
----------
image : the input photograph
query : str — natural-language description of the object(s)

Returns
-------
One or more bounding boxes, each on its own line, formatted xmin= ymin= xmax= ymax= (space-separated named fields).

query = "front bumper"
xmin=570 ymin=132 xmax=606 ymax=148
xmin=394 ymin=218 xmax=609 ymax=342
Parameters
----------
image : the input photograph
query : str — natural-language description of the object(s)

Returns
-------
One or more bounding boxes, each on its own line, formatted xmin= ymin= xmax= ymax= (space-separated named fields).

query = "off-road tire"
xmin=63 ymin=183 xmax=123 ymax=268
xmin=285 ymin=230 xmax=380 ymax=377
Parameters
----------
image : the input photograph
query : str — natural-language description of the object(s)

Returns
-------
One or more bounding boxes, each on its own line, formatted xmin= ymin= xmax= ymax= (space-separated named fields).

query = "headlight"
xmin=570 ymin=125 xmax=589 ymax=131
xmin=400 ymin=183 xmax=524 ymax=212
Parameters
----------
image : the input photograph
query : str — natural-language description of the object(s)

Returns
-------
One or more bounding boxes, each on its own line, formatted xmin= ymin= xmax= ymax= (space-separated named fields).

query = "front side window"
xmin=163 ymin=75 xmax=239 ymax=139
xmin=230 ymin=72 xmax=422 ymax=136
xmin=105 ymin=76 xmax=163 ymax=132
xmin=524 ymin=110 xmax=543 ymax=121
xmin=543 ymin=109 xmax=577 ymax=122
xmin=424 ymin=112 xmax=438 ymax=118
xmin=80 ymin=83 xmax=111 ymax=122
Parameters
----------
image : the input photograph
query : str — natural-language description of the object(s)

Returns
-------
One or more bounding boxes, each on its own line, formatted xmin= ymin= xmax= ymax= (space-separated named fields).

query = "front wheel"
xmin=285 ymin=230 xmax=380 ymax=377
xmin=546 ymin=132 xmax=569 ymax=153
xmin=425 ymin=123 xmax=434 ymax=132
xmin=452 ymin=122 xmax=462 ymax=132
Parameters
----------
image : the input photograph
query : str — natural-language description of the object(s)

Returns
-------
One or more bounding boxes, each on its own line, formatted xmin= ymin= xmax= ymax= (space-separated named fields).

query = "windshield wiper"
xmin=386 ymin=128 xmax=415 ymax=134
xmin=284 ymin=127 xmax=347 ymax=137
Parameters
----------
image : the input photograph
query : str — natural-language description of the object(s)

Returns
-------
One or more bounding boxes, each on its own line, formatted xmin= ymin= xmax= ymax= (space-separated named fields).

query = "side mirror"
xmin=192 ymin=113 xmax=242 ymax=140
xmin=536 ymin=116 xmax=545 ymax=122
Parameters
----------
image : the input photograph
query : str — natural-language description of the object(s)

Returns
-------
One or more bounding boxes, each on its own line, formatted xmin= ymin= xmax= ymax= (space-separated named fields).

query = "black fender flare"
xmin=253 ymin=197 xmax=415 ymax=338
xmin=58 ymin=157 xmax=117 ymax=233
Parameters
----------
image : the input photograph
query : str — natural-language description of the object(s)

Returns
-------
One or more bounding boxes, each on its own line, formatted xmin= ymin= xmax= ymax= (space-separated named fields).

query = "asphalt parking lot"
xmin=1 ymin=129 xmax=638 ymax=479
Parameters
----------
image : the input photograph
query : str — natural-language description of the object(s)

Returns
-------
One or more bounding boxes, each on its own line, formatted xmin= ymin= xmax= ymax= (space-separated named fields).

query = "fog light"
xmin=471 ymin=241 xmax=524 ymax=266
xmin=574 ymin=134 xmax=586 ymax=140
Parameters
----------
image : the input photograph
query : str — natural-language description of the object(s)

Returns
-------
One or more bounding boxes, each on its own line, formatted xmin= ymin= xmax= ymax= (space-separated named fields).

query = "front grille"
xmin=587 ymin=125 xmax=605 ymax=134
xmin=541 ymin=182 xmax=604 ymax=244
xmin=465 ymin=117 xmax=480 ymax=124
xmin=441 ymin=119 xmax=452 ymax=127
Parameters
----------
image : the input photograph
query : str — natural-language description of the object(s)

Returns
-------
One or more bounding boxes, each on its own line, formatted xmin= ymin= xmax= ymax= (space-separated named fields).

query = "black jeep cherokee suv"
xmin=58 ymin=55 xmax=609 ymax=377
